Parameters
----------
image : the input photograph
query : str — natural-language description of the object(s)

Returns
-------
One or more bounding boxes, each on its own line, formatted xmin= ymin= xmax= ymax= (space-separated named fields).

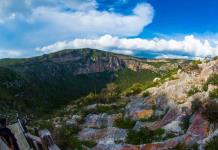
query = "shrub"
xmin=202 ymin=83 xmax=208 ymax=91
xmin=163 ymin=132 xmax=177 ymax=140
xmin=180 ymin=115 xmax=191 ymax=132
xmin=142 ymin=91 xmax=150 ymax=97
xmin=203 ymin=101 xmax=218 ymax=123
xmin=202 ymin=74 xmax=218 ymax=94
xmin=114 ymin=117 xmax=136 ymax=129
xmin=81 ymin=140 xmax=97 ymax=148
xmin=170 ymin=143 xmax=188 ymax=150
xmin=124 ymin=83 xmax=144 ymax=96
xmin=187 ymin=86 xmax=200 ymax=96
xmin=139 ymin=114 xmax=158 ymax=122
xmin=192 ymin=60 xmax=202 ymax=65
xmin=191 ymin=99 xmax=203 ymax=113
xmin=207 ymin=74 xmax=218 ymax=85
xmin=126 ymin=128 xmax=164 ymax=144
xmin=191 ymin=143 xmax=199 ymax=150
xmin=213 ymin=56 xmax=218 ymax=60
xmin=205 ymin=136 xmax=218 ymax=150
xmin=96 ymin=105 xmax=112 ymax=113
xmin=188 ymin=60 xmax=202 ymax=70
xmin=55 ymin=125 xmax=83 ymax=149
xmin=79 ymin=87 xmax=121 ymax=107
xmin=152 ymin=128 xmax=165 ymax=141
xmin=209 ymin=88 xmax=218 ymax=99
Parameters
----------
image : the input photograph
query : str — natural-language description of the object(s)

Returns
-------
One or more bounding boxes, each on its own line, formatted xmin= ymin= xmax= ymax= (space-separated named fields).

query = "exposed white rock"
xmin=66 ymin=115 xmax=81 ymax=125
xmin=163 ymin=120 xmax=182 ymax=134
xmin=83 ymin=113 xmax=120 ymax=128
xmin=79 ymin=127 xmax=127 ymax=143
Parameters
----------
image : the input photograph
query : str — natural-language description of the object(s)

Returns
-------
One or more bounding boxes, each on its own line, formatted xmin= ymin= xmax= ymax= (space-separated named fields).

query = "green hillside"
xmin=0 ymin=48 xmax=185 ymax=117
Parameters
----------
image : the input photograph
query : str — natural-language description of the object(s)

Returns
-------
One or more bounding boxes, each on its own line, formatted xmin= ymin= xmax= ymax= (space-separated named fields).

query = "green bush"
xmin=124 ymin=83 xmax=144 ymax=96
xmin=81 ymin=140 xmax=97 ymax=148
xmin=187 ymin=86 xmax=200 ymax=96
xmin=188 ymin=60 xmax=202 ymax=70
xmin=170 ymin=143 xmax=188 ymax=150
xmin=96 ymin=105 xmax=112 ymax=113
xmin=209 ymin=88 xmax=218 ymax=99
xmin=139 ymin=114 xmax=158 ymax=122
xmin=205 ymin=136 xmax=218 ymax=150
xmin=163 ymin=132 xmax=177 ymax=140
xmin=203 ymin=101 xmax=218 ymax=123
xmin=55 ymin=124 xmax=96 ymax=149
xmin=126 ymin=128 xmax=164 ymax=144
xmin=192 ymin=60 xmax=202 ymax=65
xmin=191 ymin=99 xmax=203 ymax=113
xmin=77 ymin=83 xmax=122 ymax=107
xmin=114 ymin=117 xmax=136 ymax=129
xmin=207 ymin=74 xmax=218 ymax=85
xmin=202 ymin=83 xmax=208 ymax=91
xmin=213 ymin=56 xmax=218 ymax=60
xmin=142 ymin=91 xmax=150 ymax=97
xmin=180 ymin=115 xmax=191 ymax=132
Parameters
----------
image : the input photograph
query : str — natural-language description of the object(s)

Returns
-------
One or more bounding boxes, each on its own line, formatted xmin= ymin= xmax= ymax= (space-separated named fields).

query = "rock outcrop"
xmin=79 ymin=127 xmax=127 ymax=142
xmin=83 ymin=113 xmax=120 ymax=128
xmin=125 ymin=96 xmax=153 ymax=120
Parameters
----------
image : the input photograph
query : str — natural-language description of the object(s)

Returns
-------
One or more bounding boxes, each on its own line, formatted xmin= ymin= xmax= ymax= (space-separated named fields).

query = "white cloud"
xmin=0 ymin=0 xmax=154 ymax=37
xmin=28 ymin=3 xmax=153 ymax=37
xmin=155 ymin=54 xmax=189 ymax=59
xmin=37 ymin=34 xmax=218 ymax=57
xmin=0 ymin=50 xmax=22 ymax=58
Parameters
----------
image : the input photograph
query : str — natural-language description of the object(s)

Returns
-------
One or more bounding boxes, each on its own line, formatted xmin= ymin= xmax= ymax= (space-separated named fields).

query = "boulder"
xmin=79 ymin=127 xmax=127 ymax=142
xmin=125 ymin=97 xmax=153 ymax=120
xmin=144 ymin=108 xmax=179 ymax=130
xmin=83 ymin=113 xmax=119 ymax=128
xmin=66 ymin=115 xmax=81 ymax=126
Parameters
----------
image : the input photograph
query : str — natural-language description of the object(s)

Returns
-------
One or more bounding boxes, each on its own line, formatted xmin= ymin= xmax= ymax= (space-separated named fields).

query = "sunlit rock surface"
xmin=79 ymin=127 xmax=127 ymax=142
xmin=125 ymin=96 xmax=153 ymax=120
xmin=83 ymin=113 xmax=120 ymax=128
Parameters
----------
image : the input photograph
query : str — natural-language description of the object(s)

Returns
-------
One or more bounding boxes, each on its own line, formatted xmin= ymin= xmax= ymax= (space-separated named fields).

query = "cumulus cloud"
xmin=0 ymin=50 xmax=22 ymax=58
xmin=0 ymin=0 xmax=154 ymax=37
xmin=28 ymin=3 xmax=153 ymax=37
xmin=37 ymin=34 xmax=218 ymax=58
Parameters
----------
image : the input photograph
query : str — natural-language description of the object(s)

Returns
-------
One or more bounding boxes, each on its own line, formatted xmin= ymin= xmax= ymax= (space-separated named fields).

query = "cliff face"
xmin=1 ymin=48 xmax=183 ymax=79
xmin=42 ymin=48 xmax=154 ymax=75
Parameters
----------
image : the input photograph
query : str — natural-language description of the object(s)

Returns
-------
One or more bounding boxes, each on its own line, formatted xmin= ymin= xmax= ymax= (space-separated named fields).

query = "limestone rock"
xmin=125 ymin=97 xmax=153 ymax=120
xmin=83 ymin=113 xmax=119 ymax=128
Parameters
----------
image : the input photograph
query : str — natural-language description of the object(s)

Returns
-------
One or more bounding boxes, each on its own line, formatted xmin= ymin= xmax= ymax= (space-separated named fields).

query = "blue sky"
xmin=0 ymin=0 xmax=218 ymax=59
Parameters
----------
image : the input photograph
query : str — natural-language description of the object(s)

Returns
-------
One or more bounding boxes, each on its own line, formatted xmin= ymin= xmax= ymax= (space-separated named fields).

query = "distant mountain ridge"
xmin=0 ymin=48 xmax=186 ymax=116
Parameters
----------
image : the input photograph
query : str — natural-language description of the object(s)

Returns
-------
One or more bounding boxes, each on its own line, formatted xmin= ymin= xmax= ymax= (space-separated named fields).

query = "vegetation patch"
xmin=126 ymin=128 xmax=165 ymax=144
xmin=180 ymin=115 xmax=191 ymax=132
xmin=209 ymin=88 xmax=218 ymax=99
xmin=191 ymin=99 xmax=203 ymax=113
xmin=142 ymin=91 xmax=150 ymax=97
xmin=205 ymin=136 xmax=218 ymax=150
xmin=207 ymin=74 xmax=218 ymax=85
xmin=203 ymin=101 xmax=218 ymax=123
xmin=187 ymin=86 xmax=201 ymax=96
xmin=127 ymin=128 xmax=164 ymax=145
xmin=114 ymin=117 xmax=136 ymax=129
xmin=188 ymin=60 xmax=202 ymax=70
xmin=55 ymin=124 xmax=97 ymax=149
xmin=123 ymin=83 xmax=144 ymax=96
